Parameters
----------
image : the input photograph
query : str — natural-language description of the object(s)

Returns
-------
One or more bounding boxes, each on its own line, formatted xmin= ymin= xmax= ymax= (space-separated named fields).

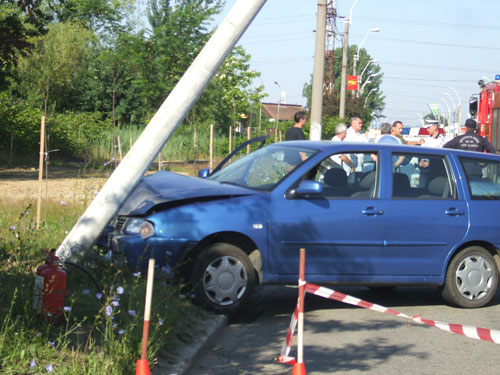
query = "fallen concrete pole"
xmin=56 ymin=0 xmax=267 ymax=260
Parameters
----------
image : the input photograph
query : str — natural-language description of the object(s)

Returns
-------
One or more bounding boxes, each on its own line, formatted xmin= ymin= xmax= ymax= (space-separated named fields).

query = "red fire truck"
xmin=470 ymin=78 xmax=500 ymax=148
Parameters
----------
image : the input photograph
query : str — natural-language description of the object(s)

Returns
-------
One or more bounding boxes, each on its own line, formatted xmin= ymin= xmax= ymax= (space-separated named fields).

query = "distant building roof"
xmin=262 ymin=102 xmax=306 ymax=121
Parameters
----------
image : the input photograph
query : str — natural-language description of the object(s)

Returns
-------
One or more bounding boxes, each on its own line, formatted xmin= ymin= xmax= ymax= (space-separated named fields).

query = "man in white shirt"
xmin=422 ymin=121 xmax=446 ymax=148
xmin=344 ymin=116 xmax=369 ymax=183
xmin=331 ymin=123 xmax=355 ymax=173
xmin=419 ymin=121 xmax=446 ymax=188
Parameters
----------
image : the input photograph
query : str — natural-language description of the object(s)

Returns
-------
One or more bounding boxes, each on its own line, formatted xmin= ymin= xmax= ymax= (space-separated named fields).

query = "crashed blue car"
xmin=104 ymin=137 xmax=500 ymax=313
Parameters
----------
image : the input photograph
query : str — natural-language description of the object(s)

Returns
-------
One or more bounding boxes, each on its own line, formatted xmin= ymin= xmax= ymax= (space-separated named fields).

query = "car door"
xmin=268 ymin=151 xmax=385 ymax=277
xmin=382 ymin=151 xmax=468 ymax=276
xmin=458 ymin=156 xmax=500 ymax=244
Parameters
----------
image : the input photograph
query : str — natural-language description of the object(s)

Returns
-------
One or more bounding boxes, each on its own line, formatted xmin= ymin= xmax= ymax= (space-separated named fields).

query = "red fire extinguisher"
xmin=33 ymin=253 xmax=67 ymax=317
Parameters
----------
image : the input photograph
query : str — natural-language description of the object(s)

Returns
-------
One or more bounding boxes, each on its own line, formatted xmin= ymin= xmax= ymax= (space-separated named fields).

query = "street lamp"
xmin=359 ymin=59 xmax=378 ymax=85
xmin=274 ymin=81 xmax=282 ymax=139
xmin=441 ymin=98 xmax=451 ymax=128
xmin=449 ymin=86 xmax=462 ymax=133
xmin=360 ymin=72 xmax=379 ymax=95
xmin=353 ymin=28 xmax=380 ymax=79
xmin=274 ymin=81 xmax=281 ymax=124
xmin=364 ymin=88 xmax=377 ymax=108
xmin=444 ymin=92 xmax=456 ymax=126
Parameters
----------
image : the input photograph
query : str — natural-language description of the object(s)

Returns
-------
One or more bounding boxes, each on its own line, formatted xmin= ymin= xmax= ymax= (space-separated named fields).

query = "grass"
xmin=0 ymin=197 xmax=211 ymax=374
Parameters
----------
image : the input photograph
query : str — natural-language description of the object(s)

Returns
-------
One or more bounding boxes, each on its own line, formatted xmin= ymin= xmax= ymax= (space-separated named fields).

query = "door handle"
xmin=445 ymin=208 xmax=465 ymax=216
xmin=362 ymin=207 xmax=384 ymax=216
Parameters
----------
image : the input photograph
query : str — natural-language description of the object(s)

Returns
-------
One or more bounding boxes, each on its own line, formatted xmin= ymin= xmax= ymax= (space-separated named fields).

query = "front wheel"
xmin=190 ymin=243 xmax=255 ymax=314
xmin=441 ymin=246 xmax=499 ymax=308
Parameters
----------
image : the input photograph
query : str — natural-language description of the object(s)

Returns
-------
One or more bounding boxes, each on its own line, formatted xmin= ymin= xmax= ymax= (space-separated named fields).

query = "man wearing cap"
xmin=443 ymin=119 xmax=496 ymax=153
xmin=422 ymin=121 xmax=446 ymax=148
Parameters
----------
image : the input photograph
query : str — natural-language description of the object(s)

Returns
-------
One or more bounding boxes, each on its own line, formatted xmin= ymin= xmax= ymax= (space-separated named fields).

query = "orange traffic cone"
xmin=136 ymin=359 xmax=150 ymax=375
xmin=292 ymin=362 xmax=306 ymax=375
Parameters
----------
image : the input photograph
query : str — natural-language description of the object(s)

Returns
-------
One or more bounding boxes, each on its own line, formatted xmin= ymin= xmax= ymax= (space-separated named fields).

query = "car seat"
xmin=351 ymin=171 xmax=376 ymax=198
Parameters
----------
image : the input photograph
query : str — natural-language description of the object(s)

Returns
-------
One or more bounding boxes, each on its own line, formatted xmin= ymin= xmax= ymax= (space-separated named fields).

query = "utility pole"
xmin=310 ymin=0 xmax=327 ymax=140
xmin=338 ymin=17 xmax=349 ymax=118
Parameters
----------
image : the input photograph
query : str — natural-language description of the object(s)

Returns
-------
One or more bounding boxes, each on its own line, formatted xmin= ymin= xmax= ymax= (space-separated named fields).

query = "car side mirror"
xmin=198 ymin=169 xmax=210 ymax=178
xmin=288 ymin=180 xmax=323 ymax=198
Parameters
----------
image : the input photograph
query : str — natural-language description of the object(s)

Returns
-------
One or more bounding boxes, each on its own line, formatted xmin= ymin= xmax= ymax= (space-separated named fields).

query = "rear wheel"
xmin=441 ymin=246 xmax=499 ymax=308
xmin=190 ymin=243 xmax=255 ymax=313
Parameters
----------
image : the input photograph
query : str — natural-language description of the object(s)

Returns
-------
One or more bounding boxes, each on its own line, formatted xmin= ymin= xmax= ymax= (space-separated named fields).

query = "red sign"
xmin=347 ymin=75 xmax=358 ymax=90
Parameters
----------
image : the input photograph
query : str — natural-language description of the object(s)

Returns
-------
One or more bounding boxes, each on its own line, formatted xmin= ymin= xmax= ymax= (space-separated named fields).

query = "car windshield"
xmin=208 ymin=144 xmax=317 ymax=191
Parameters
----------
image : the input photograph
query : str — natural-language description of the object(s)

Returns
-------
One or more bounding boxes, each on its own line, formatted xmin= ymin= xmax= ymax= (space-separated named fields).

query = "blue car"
xmin=106 ymin=138 xmax=500 ymax=312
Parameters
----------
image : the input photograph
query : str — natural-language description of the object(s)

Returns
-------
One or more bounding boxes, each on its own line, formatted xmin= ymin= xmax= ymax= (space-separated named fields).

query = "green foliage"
xmin=47 ymin=111 xmax=114 ymax=158
xmin=0 ymin=92 xmax=41 ymax=152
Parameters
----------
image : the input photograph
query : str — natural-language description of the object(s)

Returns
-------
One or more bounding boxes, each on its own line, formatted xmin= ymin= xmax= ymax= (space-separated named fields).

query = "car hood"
xmin=118 ymin=171 xmax=258 ymax=215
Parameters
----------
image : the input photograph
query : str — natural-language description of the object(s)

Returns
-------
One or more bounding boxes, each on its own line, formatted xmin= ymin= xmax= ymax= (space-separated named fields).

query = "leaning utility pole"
xmin=56 ymin=0 xmax=267 ymax=260
xmin=309 ymin=0 xmax=327 ymax=141
xmin=338 ymin=17 xmax=350 ymax=118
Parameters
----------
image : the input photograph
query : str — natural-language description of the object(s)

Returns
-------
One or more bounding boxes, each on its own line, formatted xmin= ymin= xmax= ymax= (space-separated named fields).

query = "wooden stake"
xmin=297 ymin=248 xmax=305 ymax=364
xmin=137 ymin=258 xmax=155 ymax=375
xmin=247 ymin=126 xmax=251 ymax=154
xmin=36 ymin=116 xmax=45 ymax=230
xmin=209 ymin=124 xmax=214 ymax=172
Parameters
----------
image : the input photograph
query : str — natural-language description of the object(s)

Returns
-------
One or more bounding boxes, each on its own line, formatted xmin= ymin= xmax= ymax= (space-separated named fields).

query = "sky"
xmin=215 ymin=0 xmax=500 ymax=129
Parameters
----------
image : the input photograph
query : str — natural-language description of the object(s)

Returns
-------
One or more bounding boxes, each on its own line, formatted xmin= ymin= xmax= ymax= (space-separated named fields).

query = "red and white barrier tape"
xmin=276 ymin=282 xmax=500 ymax=365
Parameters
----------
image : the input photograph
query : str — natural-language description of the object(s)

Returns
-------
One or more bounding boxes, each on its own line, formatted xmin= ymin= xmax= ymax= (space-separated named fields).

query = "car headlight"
xmin=124 ymin=218 xmax=155 ymax=239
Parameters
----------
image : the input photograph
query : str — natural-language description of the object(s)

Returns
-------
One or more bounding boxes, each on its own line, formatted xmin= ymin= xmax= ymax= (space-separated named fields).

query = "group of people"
xmin=285 ymin=111 xmax=496 ymax=155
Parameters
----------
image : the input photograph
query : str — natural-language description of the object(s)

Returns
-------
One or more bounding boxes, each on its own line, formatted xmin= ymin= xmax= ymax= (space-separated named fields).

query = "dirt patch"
xmin=0 ymin=166 xmax=110 ymax=202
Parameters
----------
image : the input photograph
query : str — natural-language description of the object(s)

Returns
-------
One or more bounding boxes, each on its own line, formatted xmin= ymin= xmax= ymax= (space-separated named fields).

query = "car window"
xmin=208 ymin=144 xmax=317 ymax=191
xmin=460 ymin=157 xmax=500 ymax=200
xmin=310 ymin=151 xmax=379 ymax=199
xmin=392 ymin=152 xmax=456 ymax=199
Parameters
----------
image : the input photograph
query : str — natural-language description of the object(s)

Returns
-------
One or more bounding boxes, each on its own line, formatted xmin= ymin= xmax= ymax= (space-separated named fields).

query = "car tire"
xmin=190 ymin=243 xmax=255 ymax=313
xmin=441 ymin=246 xmax=499 ymax=308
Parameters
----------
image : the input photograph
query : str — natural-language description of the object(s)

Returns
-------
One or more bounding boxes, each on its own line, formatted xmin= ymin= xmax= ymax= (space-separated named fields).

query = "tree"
xmin=0 ymin=0 xmax=50 ymax=90
xmin=16 ymin=21 xmax=95 ymax=114
xmin=303 ymin=45 xmax=385 ymax=129
xmin=192 ymin=46 xmax=265 ymax=130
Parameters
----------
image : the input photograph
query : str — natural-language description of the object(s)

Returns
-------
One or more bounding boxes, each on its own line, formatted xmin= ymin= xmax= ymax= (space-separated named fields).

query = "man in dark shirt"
xmin=285 ymin=111 xmax=306 ymax=141
xmin=443 ymin=119 xmax=496 ymax=153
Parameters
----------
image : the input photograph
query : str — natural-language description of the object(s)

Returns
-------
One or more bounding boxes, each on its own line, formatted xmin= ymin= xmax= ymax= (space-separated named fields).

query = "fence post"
xmin=209 ymin=124 xmax=214 ymax=172
xmin=229 ymin=126 xmax=232 ymax=153
xmin=247 ymin=126 xmax=251 ymax=154
xmin=36 ymin=116 xmax=46 ymax=230
xmin=193 ymin=125 xmax=198 ymax=175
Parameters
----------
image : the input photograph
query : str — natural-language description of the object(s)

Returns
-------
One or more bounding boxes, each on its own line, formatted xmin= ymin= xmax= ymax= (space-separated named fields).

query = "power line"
xmin=355 ymin=15 xmax=500 ymax=31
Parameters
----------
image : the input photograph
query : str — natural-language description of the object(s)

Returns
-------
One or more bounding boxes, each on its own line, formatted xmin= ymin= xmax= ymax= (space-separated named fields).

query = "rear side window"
xmin=460 ymin=157 xmax=500 ymax=200
xmin=392 ymin=152 xmax=456 ymax=199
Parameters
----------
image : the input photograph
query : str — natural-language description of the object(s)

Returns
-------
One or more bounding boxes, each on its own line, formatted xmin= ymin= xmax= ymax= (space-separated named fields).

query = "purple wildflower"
xmin=118 ymin=329 xmax=125 ymax=335
xmin=82 ymin=289 xmax=90 ymax=295
xmin=96 ymin=292 xmax=103 ymax=300
xmin=116 ymin=286 xmax=124 ymax=295
xmin=63 ymin=306 xmax=71 ymax=312
xmin=45 ymin=364 xmax=53 ymax=373
xmin=30 ymin=359 xmax=36 ymax=368
xmin=128 ymin=310 xmax=136 ymax=317
xmin=105 ymin=305 xmax=113 ymax=316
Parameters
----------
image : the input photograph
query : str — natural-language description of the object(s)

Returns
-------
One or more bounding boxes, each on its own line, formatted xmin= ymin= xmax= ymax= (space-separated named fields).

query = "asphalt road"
xmin=185 ymin=285 xmax=500 ymax=375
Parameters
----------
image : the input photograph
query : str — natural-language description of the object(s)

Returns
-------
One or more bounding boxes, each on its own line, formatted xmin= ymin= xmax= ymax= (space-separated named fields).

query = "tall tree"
xmin=16 ymin=21 xmax=95 ymax=114
xmin=304 ymin=45 xmax=385 ymax=127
